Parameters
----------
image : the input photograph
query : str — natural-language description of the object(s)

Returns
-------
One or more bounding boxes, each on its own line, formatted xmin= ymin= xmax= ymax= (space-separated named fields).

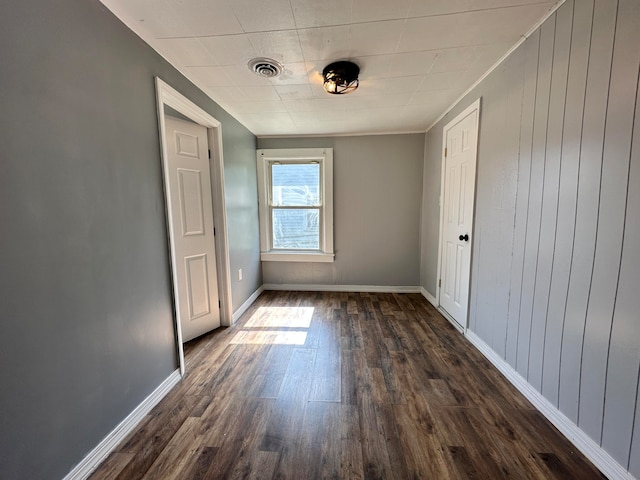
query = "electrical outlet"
xmin=238 ymin=269 xmax=243 ymax=281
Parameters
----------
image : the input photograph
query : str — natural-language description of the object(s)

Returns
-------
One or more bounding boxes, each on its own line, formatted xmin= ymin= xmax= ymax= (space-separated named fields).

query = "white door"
xmin=164 ymin=116 xmax=220 ymax=342
xmin=439 ymin=101 xmax=479 ymax=329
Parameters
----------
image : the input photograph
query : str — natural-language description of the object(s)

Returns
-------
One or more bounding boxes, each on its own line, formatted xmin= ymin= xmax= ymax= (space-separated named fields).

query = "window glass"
xmin=272 ymin=208 xmax=320 ymax=249
xmin=256 ymin=148 xmax=333 ymax=262
xmin=271 ymin=163 xmax=320 ymax=206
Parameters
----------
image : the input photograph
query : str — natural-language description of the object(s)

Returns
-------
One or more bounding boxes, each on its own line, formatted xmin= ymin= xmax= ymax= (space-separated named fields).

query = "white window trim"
xmin=256 ymin=148 xmax=334 ymax=263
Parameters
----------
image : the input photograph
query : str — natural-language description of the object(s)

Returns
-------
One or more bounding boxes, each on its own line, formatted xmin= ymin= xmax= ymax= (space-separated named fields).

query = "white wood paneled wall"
xmin=424 ymin=0 xmax=640 ymax=475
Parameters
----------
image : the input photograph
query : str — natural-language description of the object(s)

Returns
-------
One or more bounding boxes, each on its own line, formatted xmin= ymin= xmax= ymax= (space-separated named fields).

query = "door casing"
xmin=155 ymin=77 xmax=232 ymax=375
xmin=436 ymin=98 xmax=481 ymax=333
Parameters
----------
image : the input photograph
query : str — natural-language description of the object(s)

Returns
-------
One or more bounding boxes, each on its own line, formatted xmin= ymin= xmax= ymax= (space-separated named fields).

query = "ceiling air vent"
xmin=248 ymin=57 xmax=284 ymax=78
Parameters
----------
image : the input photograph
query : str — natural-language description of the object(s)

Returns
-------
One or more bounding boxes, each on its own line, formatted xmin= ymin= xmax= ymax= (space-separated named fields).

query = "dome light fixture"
xmin=322 ymin=60 xmax=360 ymax=94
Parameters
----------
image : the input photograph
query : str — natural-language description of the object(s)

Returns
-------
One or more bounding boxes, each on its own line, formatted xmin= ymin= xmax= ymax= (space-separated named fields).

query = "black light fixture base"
xmin=323 ymin=60 xmax=360 ymax=94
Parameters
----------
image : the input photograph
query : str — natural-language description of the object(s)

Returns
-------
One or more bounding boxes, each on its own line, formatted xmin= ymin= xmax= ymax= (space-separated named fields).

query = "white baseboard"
xmin=420 ymin=288 xmax=465 ymax=333
xmin=232 ymin=285 xmax=265 ymax=322
xmin=262 ymin=284 xmax=421 ymax=293
xmin=439 ymin=308 xmax=465 ymax=333
xmin=63 ymin=369 xmax=182 ymax=480
xmin=464 ymin=331 xmax=634 ymax=480
xmin=420 ymin=287 xmax=438 ymax=307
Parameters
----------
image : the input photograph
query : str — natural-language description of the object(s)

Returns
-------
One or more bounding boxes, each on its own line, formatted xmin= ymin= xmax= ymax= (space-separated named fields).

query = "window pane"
xmin=272 ymin=163 xmax=320 ymax=206
xmin=272 ymin=208 xmax=320 ymax=250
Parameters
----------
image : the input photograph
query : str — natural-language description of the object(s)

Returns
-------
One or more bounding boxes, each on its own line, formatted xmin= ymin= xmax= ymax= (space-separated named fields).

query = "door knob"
xmin=459 ymin=234 xmax=469 ymax=242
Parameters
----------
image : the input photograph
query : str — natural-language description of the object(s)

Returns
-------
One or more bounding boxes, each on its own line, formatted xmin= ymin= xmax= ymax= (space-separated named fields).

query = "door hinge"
xmin=444 ymin=147 xmax=447 ymax=157
xmin=218 ymin=300 xmax=221 ymax=309
xmin=213 ymin=227 xmax=216 ymax=236
xmin=208 ymin=149 xmax=211 ymax=159
xmin=439 ymin=279 xmax=442 ymax=288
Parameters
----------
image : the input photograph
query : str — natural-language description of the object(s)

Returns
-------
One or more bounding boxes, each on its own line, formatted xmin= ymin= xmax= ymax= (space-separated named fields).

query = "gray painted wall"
xmin=0 ymin=0 xmax=259 ymax=478
xmin=421 ymin=0 xmax=640 ymax=474
xmin=257 ymin=135 xmax=424 ymax=287
xmin=420 ymin=128 xmax=443 ymax=296
xmin=222 ymin=116 xmax=262 ymax=309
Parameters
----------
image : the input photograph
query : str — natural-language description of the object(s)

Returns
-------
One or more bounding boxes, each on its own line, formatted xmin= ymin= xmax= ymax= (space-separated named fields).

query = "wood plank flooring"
xmin=90 ymin=291 xmax=604 ymax=479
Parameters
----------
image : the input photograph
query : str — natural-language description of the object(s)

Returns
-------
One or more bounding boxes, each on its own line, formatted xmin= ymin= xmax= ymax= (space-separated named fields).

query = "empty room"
xmin=1 ymin=0 xmax=639 ymax=479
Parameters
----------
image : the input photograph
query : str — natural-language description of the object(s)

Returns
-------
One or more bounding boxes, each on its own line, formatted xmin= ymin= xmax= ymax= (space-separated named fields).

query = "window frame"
xmin=256 ymin=148 xmax=334 ymax=263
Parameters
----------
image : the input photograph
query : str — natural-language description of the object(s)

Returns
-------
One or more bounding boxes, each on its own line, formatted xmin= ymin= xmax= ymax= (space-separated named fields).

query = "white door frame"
xmin=435 ymin=98 xmax=481 ymax=333
xmin=155 ymin=77 xmax=233 ymax=375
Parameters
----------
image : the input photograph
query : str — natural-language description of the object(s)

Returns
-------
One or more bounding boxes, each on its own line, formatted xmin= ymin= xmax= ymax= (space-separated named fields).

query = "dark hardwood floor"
xmin=89 ymin=291 xmax=604 ymax=479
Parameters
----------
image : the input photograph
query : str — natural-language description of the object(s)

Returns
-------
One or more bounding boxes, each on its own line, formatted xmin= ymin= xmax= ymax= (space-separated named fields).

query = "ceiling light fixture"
xmin=322 ymin=60 xmax=360 ymax=95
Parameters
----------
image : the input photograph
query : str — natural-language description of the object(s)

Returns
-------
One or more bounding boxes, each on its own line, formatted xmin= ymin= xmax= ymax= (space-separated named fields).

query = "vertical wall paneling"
xmin=423 ymin=0 xmax=640 ymax=474
xmin=594 ymin=0 xmax=640 ymax=464
xmin=579 ymin=0 xmax=638 ymax=442
xmin=542 ymin=0 xmax=591 ymax=406
xmin=529 ymin=3 xmax=572 ymax=392
xmin=531 ymin=0 xmax=572 ymax=400
xmin=470 ymin=64 xmax=517 ymax=348
xmin=630 ymin=363 xmax=640 ymax=476
xmin=558 ymin=0 xmax=616 ymax=423
xmin=422 ymin=0 xmax=640 ymax=473
xmin=506 ymin=31 xmax=540 ymax=368
xmin=517 ymin=17 xmax=555 ymax=380
xmin=492 ymin=53 xmax=526 ymax=358
xmin=523 ymin=11 xmax=556 ymax=390
xmin=516 ymin=31 xmax=546 ymax=378
xmin=601 ymin=40 xmax=640 ymax=468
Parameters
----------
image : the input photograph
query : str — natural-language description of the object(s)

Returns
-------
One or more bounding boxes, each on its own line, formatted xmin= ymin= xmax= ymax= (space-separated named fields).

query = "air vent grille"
xmin=248 ymin=58 xmax=283 ymax=78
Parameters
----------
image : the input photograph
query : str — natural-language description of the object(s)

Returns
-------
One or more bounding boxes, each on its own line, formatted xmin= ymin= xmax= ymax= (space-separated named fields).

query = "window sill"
xmin=260 ymin=251 xmax=335 ymax=263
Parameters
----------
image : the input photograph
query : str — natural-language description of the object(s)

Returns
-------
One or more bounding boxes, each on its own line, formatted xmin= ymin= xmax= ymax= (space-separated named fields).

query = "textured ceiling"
xmin=100 ymin=0 xmax=558 ymax=136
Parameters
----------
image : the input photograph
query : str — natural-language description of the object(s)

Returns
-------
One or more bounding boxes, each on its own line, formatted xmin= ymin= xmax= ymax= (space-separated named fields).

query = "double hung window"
xmin=256 ymin=148 xmax=334 ymax=262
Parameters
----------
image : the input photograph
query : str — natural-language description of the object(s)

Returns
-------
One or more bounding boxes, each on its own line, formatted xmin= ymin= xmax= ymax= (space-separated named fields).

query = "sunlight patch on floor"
xmin=244 ymin=306 xmax=314 ymax=328
xmin=230 ymin=306 xmax=314 ymax=344
xmin=230 ymin=330 xmax=307 ymax=345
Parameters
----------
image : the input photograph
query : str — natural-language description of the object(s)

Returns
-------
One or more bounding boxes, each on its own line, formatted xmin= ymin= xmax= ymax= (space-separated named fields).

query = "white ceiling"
xmin=100 ymin=0 xmax=558 ymax=137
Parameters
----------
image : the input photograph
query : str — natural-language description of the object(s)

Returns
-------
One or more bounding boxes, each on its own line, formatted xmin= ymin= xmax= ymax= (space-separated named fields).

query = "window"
xmin=256 ymin=148 xmax=334 ymax=262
